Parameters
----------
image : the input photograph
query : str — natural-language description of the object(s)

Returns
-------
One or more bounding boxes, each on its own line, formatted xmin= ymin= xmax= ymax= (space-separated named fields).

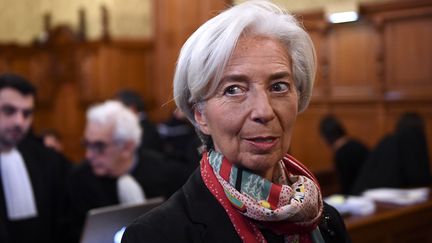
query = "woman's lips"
xmin=244 ymin=136 xmax=279 ymax=151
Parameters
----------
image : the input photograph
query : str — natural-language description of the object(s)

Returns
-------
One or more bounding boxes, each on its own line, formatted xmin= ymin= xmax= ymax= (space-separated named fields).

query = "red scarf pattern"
xmin=201 ymin=150 xmax=323 ymax=243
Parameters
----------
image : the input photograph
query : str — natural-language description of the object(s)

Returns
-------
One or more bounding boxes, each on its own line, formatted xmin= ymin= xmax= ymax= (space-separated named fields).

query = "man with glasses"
xmin=66 ymin=100 xmax=188 ymax=242
xmin=0 ymin=73 xmax=70 ymax=243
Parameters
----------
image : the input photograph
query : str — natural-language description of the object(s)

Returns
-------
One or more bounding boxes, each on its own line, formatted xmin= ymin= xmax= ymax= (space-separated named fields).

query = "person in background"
xmin=0 ymin=73 xmax=70 ymax=243
xmin=319 ymin=115 xmax=369 ymax=195
xmin=352 ymin=112 xmax=431 ymax=195
xmin=122 ymin=1 xmax=350 ymax=242
xmin=157 ymin=108 xmax=201 ymax=173
xmin=115 ymin=90 xmax=163 ymax=153
xmin=66 ymin=100 xmax=188 ymax=243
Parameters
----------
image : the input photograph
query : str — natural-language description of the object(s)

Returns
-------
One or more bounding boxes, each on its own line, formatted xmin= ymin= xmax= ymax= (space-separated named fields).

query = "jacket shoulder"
xmin=122 ymin=170 xmax=240 ymax=243
xmin=319 ymin=202 xmax=351 ymax=243
xmin=122 ymin=188 xmax=197 ymax=242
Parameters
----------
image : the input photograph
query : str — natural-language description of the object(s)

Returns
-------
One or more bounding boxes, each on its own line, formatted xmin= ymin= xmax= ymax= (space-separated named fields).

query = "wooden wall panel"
xmin=296 ymin=1 xmax=432 ymax=183
xmin=327 ymin=23 xmax=380 ymax=100
xmin=330 ymin=103 xmax=383 ymax=148
xmin=78 ymin=46 xmax=102 ymax=103
xmin=33 ymin=82 xmax=85 ymax=162
xmin=384 ymin=14 xmax=432 ymax=100
xmin=309 ymin=30 xmax=328 ymax=100
xmin=29 ymin=52 xmax=57 ymax=104
xmin=78 ymin=41 xmax=155 ymax=105
xmin=0 ymin=48 xmax=57 ymax=105
xmin=290 ymin=104 xmax=332 ymax=172
xmin=303 ymin=11 xmax=329 ymax=101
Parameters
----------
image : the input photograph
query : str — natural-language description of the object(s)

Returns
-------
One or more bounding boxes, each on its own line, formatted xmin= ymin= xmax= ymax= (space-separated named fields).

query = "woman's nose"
xmin=250 ymin=91 xmax=275 ymax=124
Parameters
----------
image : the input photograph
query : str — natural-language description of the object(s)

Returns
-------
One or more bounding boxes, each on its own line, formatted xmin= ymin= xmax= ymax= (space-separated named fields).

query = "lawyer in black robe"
xmin=0 ymin=135 xmax=71 ymax=243
xmin=66 ymin=149 xmax=189 ymax=243
xmin=352 ymin=112 xmax=431 ymax=194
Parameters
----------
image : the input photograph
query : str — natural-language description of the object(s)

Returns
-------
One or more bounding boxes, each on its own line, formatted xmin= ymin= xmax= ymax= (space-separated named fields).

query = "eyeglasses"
xmin=81 ymin=139 xmax=118 ymax=154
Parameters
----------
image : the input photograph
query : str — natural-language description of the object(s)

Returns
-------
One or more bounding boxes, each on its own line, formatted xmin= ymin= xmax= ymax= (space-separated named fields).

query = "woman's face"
xmin=195 ymin=36 xmax=299 ymax=180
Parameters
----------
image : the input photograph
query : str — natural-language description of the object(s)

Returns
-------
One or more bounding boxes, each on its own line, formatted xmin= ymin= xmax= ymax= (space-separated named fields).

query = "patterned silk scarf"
xmin=201 ymin=150 xmax=323 ymax=243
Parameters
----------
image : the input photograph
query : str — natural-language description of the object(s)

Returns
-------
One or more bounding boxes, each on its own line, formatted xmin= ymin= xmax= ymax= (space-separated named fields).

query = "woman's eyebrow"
xmin=270 ymin=71 xmax=291 ymax=80
xmin=221 ymin=74 xmax=249 ymax=83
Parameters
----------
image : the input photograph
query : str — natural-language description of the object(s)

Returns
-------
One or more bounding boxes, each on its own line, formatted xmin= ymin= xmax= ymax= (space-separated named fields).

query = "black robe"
xmin=122 ymin=169 xmax=351 ymax=243
xmin=138 ymin=119 xmax=164 ymax=153
xmin=352 ymin=128 xmax=431 ymax=195
xmin=0 ymin=136 xmax=71 ymax=243
xmin=334 ymin=139 xmax=369 ymax=195
xmin=66 ymin=149 xmax=189 ymax=243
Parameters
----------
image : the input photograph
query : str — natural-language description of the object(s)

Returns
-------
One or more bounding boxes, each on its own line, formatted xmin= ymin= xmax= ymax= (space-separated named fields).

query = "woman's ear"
xmin=194 ymin=107 xmax=211 ymax=135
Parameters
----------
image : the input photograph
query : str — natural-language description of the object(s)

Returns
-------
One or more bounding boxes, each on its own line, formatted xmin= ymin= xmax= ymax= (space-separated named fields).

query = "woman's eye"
xmin=223 ymin=85 xmax=244 ymax=96
xmin=270 ymin=82 xmax=290 ymax=93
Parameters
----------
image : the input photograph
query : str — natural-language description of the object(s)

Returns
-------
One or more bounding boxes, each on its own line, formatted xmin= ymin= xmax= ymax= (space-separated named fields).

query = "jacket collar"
xmin=182 ymin=169 xmax=241 ymax=242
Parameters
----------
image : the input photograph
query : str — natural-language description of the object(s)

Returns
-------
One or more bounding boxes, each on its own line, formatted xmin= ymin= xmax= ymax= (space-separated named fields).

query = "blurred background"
xmin=0 ymin=0 xmax=431 ymax=179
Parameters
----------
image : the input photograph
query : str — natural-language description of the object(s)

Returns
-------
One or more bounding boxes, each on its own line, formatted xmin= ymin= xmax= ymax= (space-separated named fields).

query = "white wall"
xmin=0 ymin=0 xmax=151 ymax=44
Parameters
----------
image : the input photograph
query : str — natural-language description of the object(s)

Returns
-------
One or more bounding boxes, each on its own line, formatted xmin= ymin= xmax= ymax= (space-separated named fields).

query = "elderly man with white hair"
xmin=66 ymin=100 xmax=188 ymax=243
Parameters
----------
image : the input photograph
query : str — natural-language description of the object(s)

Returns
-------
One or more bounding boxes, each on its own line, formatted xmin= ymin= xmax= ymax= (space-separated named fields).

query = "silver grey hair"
xmin=173 ymin=0 xmax=316 ymax=147
xmin=86 ymin=100 xmax=142 ymax=148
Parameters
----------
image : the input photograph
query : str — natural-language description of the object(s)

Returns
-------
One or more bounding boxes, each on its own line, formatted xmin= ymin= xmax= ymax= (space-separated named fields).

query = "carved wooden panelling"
xmin=327 ymin=22 xmax=380 ymax=100
xmin=309 ymin=30 xmax=329 ymax=100
xmin=77 ymin=42 xmax=155 ymax=106
xmin=0 ymin=48 xmax=57 ymax=105
xmin=384 ymin=14 xmax=432 ymax=100
xmin=30 ymin=51 xmax=56 ymax=104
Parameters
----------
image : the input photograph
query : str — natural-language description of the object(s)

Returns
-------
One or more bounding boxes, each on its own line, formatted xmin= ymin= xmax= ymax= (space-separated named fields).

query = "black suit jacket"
xmin=0 ymin=136 xmax=71 ymax=243
xmin=139 ymin=119 xmax=164 ymax=153
xmin=122 ymin=169 xmax=351 ymax=243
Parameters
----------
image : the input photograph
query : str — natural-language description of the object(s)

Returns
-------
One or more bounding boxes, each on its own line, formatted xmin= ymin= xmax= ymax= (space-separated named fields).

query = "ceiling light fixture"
xmin=325 ymin=2 xmax=359 ymax=24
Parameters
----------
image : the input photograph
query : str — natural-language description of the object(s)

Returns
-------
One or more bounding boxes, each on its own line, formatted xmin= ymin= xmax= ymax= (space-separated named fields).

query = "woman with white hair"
xmin=123 ymin=1 xmax=350 ymax=242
